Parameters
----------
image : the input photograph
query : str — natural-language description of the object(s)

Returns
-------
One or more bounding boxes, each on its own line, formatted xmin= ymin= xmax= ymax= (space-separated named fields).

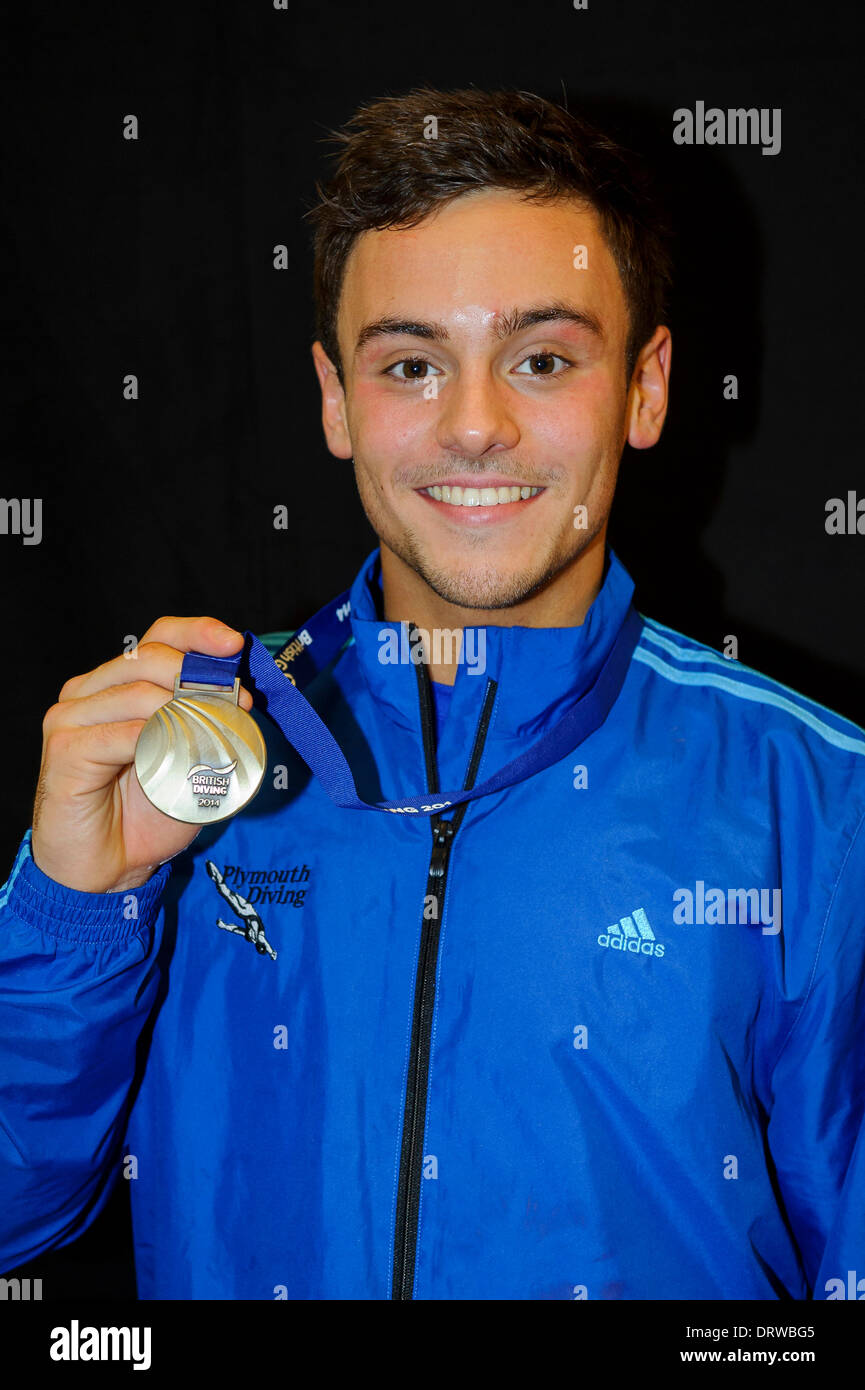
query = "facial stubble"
xmin=353 ymin=457 xmax=607 ymax=612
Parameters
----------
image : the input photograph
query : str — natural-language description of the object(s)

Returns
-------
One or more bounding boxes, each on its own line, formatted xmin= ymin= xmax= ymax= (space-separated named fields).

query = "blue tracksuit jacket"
xmin=1 ymin=546 xmax=864 ymax=1300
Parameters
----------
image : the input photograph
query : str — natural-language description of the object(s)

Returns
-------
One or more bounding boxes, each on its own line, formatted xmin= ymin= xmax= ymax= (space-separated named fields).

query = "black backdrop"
xmin=1 ymin=0 xmax=862 ymax=1297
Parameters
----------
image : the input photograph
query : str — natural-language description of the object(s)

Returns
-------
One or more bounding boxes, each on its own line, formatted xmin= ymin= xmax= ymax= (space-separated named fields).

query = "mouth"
xmin=421 ymin=484 xmax=544 ymax=507
xmin=415 ymin=478 xmax=546 ymax=522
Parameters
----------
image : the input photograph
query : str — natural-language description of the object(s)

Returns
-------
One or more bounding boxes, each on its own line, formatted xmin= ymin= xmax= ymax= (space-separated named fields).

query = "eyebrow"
xmin=354 ymin=299 xmax=604 ymax=356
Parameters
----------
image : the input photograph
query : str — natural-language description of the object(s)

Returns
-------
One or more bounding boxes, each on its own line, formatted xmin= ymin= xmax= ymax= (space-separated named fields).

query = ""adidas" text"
xmin=598 ymin=907 xmax=665 ymax=958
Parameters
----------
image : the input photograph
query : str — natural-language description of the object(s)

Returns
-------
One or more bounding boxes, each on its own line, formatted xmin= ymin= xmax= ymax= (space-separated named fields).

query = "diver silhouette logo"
xmin=206 ymin=860 xmax=277 ymax=961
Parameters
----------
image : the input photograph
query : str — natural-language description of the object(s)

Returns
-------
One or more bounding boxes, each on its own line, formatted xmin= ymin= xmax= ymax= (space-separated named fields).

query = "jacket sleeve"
xmin=0 ymin=830 xmax=171 ymax=1272
xmin=766 ymin=805 xmax=865 ymax=1299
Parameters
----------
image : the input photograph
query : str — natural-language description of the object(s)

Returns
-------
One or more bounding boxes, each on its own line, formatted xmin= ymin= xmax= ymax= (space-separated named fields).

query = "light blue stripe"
xmin=0 ymin=830 xmax=32 ymax=911
xmin=633 ymin=648 xmax=865 ymax=756
xmin=640 ymin=617 xmax=865 ymax=744
xmin=641 ymin=622 xmax=737 ymax=667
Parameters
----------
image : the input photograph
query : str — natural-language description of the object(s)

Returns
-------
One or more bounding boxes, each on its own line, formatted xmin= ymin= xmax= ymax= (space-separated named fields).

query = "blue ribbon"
xmin=180 ymin=594 xmax=643 ymax=817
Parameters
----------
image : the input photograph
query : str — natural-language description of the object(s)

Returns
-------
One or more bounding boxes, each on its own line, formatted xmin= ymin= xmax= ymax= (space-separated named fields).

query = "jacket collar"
xmin=347 ymin=545 xmax=636 ymax=744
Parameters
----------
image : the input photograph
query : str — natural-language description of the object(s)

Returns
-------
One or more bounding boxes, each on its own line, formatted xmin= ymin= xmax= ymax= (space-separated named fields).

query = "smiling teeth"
xmin=426 ymin=485 xmax=541 ymax=506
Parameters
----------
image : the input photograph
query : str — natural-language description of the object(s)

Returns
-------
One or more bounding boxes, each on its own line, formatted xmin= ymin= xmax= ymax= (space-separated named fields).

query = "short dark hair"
xmin=306 ymin=86 xmax=672 ymax=382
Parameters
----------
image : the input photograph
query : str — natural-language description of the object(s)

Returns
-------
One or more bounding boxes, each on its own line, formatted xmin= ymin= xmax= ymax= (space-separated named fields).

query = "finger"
xmin=46 ymin=681 xmax=182 ymax=731
xmin=59 ymin=641 xmax=254 ymax=711
xmin=41 ymin=718 xmax=152 ymax=782
xmin=137 ymin=616 xmax=245 ymax=655
xmin=59 ymin=617 xmax=244 ymax=699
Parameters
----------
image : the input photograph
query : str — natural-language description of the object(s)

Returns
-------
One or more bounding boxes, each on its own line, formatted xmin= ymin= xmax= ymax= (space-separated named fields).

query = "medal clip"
xmin=173 ymin=674 xmax=241 ymax=705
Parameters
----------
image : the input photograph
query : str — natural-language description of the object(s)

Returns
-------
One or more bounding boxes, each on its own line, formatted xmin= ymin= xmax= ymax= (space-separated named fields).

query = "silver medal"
xmin=135 ymin=674 xmax=266 ymax=825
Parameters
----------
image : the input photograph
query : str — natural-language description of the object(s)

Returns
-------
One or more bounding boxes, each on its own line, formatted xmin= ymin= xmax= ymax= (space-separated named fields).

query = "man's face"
xmin=316 ymin=188 xmax=663 ymax=612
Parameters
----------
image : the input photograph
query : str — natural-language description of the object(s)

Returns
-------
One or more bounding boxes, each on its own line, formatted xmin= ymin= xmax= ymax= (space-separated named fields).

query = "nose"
xmin=433 ymin=365 xmax=521 ymax=459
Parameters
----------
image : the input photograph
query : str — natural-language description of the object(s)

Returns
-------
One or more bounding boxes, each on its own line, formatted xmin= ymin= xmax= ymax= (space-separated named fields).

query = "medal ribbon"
xmin=179 ymin=591 xmax=643 ymax=816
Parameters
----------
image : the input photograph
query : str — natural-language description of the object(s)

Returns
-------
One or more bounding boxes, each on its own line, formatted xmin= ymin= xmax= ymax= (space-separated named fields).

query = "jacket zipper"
xmin=391 ymin=642 xmax=497 ymax=1300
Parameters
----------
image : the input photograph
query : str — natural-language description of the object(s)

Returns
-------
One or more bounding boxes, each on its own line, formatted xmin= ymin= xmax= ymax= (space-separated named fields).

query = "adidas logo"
xmin=598 ymin=907 xmax=665 ymax=959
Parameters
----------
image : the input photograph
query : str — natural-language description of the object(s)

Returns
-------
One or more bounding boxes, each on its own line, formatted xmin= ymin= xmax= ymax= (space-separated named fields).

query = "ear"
xmin=625 ymin=326 xmax=672 ymax=450
xmin=311 ymin=341 xmax=353 ymax=459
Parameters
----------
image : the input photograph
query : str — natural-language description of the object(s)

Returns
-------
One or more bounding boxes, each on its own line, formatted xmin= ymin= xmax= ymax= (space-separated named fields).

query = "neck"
xmin=380 ymin=530 xmax=608 ymax=685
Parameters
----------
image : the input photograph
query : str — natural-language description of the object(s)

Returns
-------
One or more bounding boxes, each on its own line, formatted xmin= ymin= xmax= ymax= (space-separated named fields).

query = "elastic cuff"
xmin=2 ymin=832 xmax=172 ymax=944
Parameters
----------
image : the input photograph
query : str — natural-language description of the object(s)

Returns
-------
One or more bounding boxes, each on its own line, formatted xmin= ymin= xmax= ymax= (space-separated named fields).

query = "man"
xmin=1 ymin=87 xmax=863 ymax=1301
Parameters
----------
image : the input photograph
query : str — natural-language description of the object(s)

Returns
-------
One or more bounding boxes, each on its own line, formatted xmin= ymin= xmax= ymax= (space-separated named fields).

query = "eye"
xmin=513 ymin=351 xmax=574 ymax=377
xmin=383 ymin=356 xmax=443 ymax=383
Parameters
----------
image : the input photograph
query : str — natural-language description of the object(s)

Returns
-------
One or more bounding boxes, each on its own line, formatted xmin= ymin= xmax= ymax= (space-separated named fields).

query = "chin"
xmin=415 ymin=555 xmax=560 ymax=611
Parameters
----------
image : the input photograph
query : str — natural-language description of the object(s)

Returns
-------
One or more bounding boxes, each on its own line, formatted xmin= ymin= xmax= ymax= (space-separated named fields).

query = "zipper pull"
xmin=428 ymin=819 xmax=455 ymax=879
